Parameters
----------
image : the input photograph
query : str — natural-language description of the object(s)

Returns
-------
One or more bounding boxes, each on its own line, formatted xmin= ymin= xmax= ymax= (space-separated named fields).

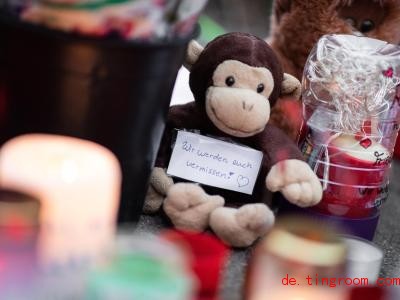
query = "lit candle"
xmin=314 ymin=134 xmax=391 ymax=218
xmin=246 ymin=217 xmax=348 ymax=300
xmin=0 ymin=134 xmax=121 ymax=268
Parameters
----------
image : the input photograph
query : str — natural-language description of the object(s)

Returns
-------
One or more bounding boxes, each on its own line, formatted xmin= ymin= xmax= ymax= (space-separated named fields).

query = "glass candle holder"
xmin=245 ymin=216 xmax=348 ymax=300
xmin=296 ymin=34 xmax=400 ymax=238
xmin=301 ymin=109 xmax=398 ymax=219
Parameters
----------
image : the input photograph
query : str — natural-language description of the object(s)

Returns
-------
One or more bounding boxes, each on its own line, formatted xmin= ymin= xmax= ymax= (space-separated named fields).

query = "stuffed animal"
xmin=144 ymin=32 xmax=322 ymax=247
xmin=268 ymin=0 xmax=400 ymax=148
xmin=268 ymin=0 xmax=400 ymax=80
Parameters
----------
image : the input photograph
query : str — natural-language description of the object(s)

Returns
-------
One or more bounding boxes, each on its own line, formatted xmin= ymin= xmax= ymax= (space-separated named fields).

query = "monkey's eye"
xmin=360 ymin=19 xmax=374 ymax=33
xmin=257 ymin=83 xmax=265 ymax=93
xmin=225 ymin=76 xmax=235 ymax=87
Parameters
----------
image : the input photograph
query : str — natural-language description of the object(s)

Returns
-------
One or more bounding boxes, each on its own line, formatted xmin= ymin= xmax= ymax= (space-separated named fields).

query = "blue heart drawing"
xmin=237 ymin=175 xmax=249 ymax=188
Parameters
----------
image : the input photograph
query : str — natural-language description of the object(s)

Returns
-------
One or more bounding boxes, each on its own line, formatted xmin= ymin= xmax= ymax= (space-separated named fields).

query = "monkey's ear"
xmin=281 ymin=73 xmax=301 ymax=99
xmin=183 ymin=40 xmax=204 ymax=70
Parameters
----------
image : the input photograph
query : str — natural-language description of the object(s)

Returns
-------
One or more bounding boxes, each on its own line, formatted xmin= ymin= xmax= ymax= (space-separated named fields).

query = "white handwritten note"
xmin=167 ymin=131 xmax=264 ymax=195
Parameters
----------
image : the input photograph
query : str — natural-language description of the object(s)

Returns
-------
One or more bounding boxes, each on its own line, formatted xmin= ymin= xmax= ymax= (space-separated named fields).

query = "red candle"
xmin=313 ymin=134 xmax=390 ymax=218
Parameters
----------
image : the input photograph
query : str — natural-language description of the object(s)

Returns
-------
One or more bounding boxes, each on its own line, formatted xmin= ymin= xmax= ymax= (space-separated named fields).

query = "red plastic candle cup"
xmin=313 ymin=134 xmax=391 ymax=218
xmin=0 ymin=189 xmax=41 ymax=298
xmin=161 ymin=230 xmax=229 ymax=300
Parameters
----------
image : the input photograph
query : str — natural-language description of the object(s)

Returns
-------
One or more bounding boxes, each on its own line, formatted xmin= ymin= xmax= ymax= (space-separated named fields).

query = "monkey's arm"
xmin=258 ymin=124 xmax=323 ymax=207
xmin=258 ymin=124 xmax=304 ymax=171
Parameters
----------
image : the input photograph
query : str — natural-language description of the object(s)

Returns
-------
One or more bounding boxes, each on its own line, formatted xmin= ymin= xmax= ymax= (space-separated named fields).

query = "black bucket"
xmin=0 ymin=13 xmax=196 ymax=223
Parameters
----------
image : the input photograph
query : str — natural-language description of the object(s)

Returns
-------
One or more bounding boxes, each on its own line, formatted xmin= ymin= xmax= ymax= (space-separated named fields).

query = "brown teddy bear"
xmin=144 ymin=32 xmax=322 ymax=248
xmin=269 ymin=0 xmax=400 ymax=80
xmin=268 ymin=0 xmax=400 ymax=141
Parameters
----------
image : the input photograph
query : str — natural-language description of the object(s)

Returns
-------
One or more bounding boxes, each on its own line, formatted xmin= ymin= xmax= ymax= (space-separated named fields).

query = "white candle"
xmin=0 ymin=134 xmax=121 ymax=268
xmin=341 ymin=235 xmax=383 ymax=281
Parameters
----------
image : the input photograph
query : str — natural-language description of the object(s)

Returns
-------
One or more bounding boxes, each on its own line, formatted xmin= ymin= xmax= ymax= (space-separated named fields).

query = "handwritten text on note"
xmin=167 ymin=131 xmax=263 ymax=194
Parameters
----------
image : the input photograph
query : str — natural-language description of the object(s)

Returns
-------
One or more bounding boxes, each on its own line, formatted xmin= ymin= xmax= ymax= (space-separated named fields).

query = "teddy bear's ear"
xmin=183 ymin=40 xmax=204 ymax=70
xmin=281 ymin=73 xmax=301 ymax=99
xmin=274 ymin=0 xmax=292 ymax=23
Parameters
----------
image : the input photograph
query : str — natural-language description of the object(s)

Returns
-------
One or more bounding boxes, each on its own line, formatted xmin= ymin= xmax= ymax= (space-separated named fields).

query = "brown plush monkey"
xmin=144 ymin=33 xmax=322 ymax=247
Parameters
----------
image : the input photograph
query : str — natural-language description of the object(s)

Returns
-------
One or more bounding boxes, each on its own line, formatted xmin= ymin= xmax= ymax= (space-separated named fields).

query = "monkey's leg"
xmin=143 ymin=167 xmax=174 ymax=214
xmin=209 ymin=203 xmax=275 ymax=248
xmin=163 ymin=183 xmax=225 ymax=231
